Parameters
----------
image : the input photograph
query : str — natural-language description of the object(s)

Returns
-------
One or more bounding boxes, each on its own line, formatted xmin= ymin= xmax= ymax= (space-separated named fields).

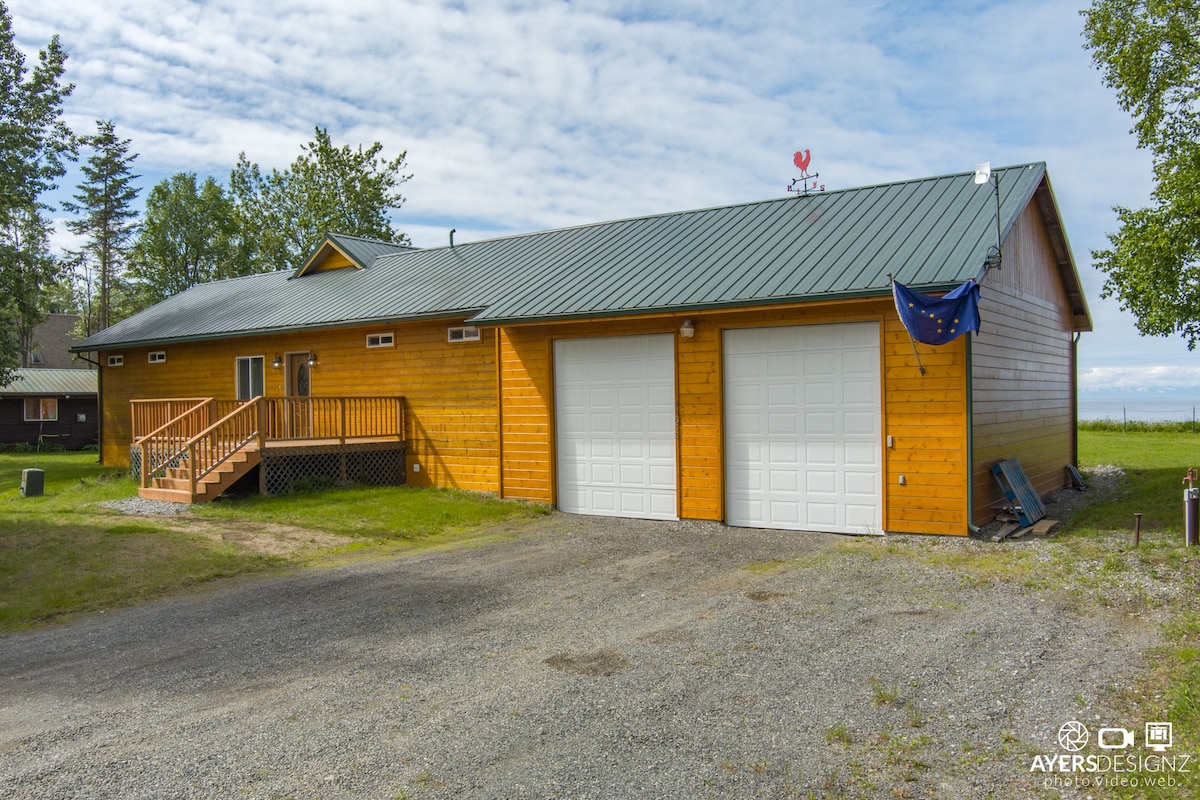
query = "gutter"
xmin=69 ymin=308 xmax=491 ymax=353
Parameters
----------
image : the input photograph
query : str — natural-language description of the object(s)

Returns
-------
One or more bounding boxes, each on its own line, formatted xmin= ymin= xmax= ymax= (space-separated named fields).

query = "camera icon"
xmin=1098 ymin=727 xmax=1134 ymax=750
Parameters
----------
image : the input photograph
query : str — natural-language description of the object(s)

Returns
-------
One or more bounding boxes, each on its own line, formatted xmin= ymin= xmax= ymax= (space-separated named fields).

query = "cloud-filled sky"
xmin=7 ymin=0 xmax=1194 ymax=391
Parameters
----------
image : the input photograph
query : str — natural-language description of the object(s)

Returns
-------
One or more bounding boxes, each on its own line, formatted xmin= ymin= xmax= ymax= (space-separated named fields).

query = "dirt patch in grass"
xmin=161 ymin=518 xmax=350 ymax=559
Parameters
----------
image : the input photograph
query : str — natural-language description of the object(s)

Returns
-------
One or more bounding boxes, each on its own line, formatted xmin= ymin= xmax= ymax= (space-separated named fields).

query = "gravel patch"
xmin=98 ymin=497 xmax=195 ymax=516
xmin=0 ymin=474 xmax=1171 ymax=799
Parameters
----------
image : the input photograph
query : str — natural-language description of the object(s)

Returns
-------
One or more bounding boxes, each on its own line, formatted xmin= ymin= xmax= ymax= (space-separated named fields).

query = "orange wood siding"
xmin=97 ymin=320 xmax=499 ymax=493
xmin=971 ymin=203 xmax=1076 ymax=523
xmin=883 ymin=318 xmax=970 ymax=535
xmin=306 ymin=252 xmax=356 ymax=273
xmin=497 ymin=327 xmax=554 ymax=504
xmin=497 ymin=299 xmax=970 ymax=533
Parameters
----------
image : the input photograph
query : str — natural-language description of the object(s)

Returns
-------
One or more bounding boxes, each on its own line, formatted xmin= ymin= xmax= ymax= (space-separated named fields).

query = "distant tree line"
xmin=0 ymin=1 xmax=410 ymax=383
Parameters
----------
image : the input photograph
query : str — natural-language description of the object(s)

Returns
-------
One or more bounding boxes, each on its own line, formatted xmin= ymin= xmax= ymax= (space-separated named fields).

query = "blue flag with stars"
xmin=892 ymin=279 xmax=981 ymax=345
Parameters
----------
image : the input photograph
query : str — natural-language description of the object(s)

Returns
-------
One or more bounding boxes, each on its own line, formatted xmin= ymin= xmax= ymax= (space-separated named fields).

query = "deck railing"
xmin=134 ymin=396 xmax=406 ymax=488
xmin=184 ymin=399 xmax=265 ymax=493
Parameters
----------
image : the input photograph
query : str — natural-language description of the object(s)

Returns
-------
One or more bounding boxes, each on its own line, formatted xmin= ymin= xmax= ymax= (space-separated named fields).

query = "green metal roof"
xmin=0 ymin=368 xmax=97 ymax=396
xmin=75 ymin=162 xmax=1085 ymax=351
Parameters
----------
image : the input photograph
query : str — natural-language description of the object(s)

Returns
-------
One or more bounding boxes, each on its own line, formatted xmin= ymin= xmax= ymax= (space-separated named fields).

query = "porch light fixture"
xmin=272 ymin=354 xmax=282 ymax=369
xmin=680 ymin=319 xmax=695 ymax=338
xmin=307 ymin=351 xmax=317 ymax=367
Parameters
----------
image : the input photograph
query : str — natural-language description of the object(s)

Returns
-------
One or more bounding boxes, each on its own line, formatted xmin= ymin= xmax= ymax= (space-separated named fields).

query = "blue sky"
xmin=9 ymin=0 xmax=1196 ymax=392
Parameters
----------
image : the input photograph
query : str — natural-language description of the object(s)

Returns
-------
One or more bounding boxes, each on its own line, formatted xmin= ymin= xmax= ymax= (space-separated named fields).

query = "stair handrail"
xmin=186 ymin=397 xmax=265 ymax=487
xmin=137 ymin=399 xmax=217 ymax=488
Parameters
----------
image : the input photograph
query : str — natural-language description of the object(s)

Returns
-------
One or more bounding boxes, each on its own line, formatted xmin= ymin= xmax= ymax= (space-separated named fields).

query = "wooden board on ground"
xmin=1029 ymin=519 xmax=1060 ymax=537
xmin=990 ymin=522 xmax=1023 ymax=543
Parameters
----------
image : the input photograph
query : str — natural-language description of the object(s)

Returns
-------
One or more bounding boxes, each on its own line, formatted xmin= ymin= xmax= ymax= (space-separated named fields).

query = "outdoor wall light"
xmin=272 ymin=354 xmax=282 ymax=369
xmin=307 ymin=352 xmax=317 ymax=367
xmin=680 ymin=319 xmax=695 ymax=338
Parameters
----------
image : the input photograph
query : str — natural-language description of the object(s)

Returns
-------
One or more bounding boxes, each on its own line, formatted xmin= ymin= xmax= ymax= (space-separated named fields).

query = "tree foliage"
xmin=127 ymin=172 xmax=240 ymax=308
xmin=0 ymin=1 xmax=73 ymax=384
xmin=64 ymin=120 xmax=140 ymax=334
xmin=229 ymin=126 xmax=410 ymax=272
xmin=1082 ymin=0 xmax=1200 ymax=348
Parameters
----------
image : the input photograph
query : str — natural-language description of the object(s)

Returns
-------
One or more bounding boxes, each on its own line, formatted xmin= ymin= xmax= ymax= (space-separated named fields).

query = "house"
xmin=2 ymin=314 xmax=98 ymax=450
xmin=73 ymin=163 xmax=1090 ymax=535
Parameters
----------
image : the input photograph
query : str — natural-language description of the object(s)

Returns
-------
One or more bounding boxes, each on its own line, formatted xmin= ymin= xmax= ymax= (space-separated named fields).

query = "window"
xmin=107 ymin=355 xmax=124 ymax=367
xmin=148 ymin=351 xmax=166 ymax=363
xmin=448 ymin=326 xmax=480 ymax=343
xmin=367 ymin=332 xmax=395 ymax=348
xmin=24 ymin=398 xmax=57 ymax=422
xmin=236 ymin=356 xmax=265 ymax=401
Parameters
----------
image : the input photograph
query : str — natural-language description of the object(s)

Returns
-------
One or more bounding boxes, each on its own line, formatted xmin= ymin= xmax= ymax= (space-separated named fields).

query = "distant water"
xmin=1078 ymin=396 xmax=1200 ymax=423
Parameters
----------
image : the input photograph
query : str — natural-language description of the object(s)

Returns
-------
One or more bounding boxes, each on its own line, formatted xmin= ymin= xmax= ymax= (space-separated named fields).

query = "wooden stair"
xmin=138 ymin=445 xmax=261 ymax=503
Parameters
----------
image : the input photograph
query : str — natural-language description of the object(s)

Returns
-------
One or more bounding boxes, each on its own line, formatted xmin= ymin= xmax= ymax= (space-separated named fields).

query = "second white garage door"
xmin=725 ymin=322 xmax=882 ymax=534
xmin=555 ymin=334 xmax=677 ymax=520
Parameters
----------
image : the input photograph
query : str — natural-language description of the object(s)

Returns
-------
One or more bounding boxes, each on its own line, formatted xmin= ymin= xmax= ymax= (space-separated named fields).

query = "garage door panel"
xmin=555 ymin=334 xmax=677 ymax=521
xmin=804 ymin=412 xmax=836 ymax=435
xmin=726 ymin=322 xmax=881 ymax=534
xmin=768 ymin=413 xmax=797 ymax=435
xmin=843 ymin=412 xmax=877 ymax=436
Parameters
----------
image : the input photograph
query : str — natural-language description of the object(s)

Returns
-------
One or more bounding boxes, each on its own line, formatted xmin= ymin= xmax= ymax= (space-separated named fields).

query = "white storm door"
xmin=555 ymin=334 xmax=677 ymax=520
xmin=724 ymin=322 xmax=881 ymax=534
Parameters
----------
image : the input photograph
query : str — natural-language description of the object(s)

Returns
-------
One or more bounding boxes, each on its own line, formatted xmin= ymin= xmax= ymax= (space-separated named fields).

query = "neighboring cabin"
xmin=1 ymin=314 xmax=98 ymax=450
xmin=73 ymin=163 xmax=1090 ymax=535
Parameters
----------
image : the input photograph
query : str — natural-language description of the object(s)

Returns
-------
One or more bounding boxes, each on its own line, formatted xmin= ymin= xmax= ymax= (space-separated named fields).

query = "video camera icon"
xmin=1098 ymin=727 xmax=1134 ymax=750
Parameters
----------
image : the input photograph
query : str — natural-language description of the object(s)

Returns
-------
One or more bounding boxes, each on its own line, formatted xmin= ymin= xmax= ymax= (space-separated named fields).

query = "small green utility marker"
xmin=20 ymin=468 xmax=44 ymax=497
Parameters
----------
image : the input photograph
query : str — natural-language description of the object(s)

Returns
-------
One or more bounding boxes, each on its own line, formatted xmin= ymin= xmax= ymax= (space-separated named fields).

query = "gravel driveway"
xmin=0 ymin=511 xmax=1162 ymax=799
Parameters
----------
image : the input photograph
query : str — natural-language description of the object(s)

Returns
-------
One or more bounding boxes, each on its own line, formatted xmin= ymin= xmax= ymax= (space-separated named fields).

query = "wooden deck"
xmin=133 ymin=396 xmax=405 ymax=503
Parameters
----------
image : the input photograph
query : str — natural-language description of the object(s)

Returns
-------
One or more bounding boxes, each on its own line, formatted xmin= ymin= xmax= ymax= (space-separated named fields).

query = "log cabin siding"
xmin=497 ymin=298 xmax=971 ymax=533
xmin=971 ymin=202 xmax=1076 ymax=523
xmin=97 ymin=320 xmax=500 ymax=493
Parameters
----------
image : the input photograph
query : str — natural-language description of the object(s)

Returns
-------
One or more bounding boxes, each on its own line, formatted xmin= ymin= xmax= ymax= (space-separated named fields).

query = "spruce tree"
xmin=64 ymin=120 xmax=140 ymax=333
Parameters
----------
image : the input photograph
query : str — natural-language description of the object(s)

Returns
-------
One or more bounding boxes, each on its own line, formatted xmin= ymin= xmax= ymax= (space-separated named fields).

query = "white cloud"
xmin=1080 ymin=365 xmax=1200 ymax=392
xmin=7 ymin=0 xmax=1198 ymax=380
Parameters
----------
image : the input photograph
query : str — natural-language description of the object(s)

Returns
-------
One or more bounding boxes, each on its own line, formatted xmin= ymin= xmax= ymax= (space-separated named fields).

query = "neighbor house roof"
xmin=0 ymin=368 xmax=97 ymax=396
xmin=28 ymin=314 xmax=89 ymax=368
xmin=74 ymin=162 xmax=1088 ymax=352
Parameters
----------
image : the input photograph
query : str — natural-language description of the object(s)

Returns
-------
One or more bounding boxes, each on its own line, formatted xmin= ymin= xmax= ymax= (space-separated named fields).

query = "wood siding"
xmin=971 ymin=202 xmax=1076 ymax=523
xmin=1 ymin=395 xmax=98 ymax=450
xmin=96 ymin=320 xmax=499 ymax=493
xmin=498 ymin=299 xmax=970 ymax=533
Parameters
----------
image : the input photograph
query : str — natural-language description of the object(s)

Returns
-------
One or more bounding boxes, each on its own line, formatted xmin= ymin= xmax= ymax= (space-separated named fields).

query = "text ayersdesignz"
xmin=1030 ymin=753 xmax=1192 ymax=773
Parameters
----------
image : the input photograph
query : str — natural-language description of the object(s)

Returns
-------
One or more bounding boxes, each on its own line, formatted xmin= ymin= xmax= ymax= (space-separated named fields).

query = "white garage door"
xmin=555 ymin=334 xmax=677 ymax=520
xmin=725 ymin=322 xmax=881 ymax=534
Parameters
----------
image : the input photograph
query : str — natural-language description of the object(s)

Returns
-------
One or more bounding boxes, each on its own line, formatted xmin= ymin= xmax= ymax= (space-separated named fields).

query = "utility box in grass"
xmin=20 ymin=468 xmax=43 ymax=497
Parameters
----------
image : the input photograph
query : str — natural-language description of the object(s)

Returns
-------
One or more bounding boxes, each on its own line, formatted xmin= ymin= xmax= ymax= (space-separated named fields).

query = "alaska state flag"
xmin=892 ymin=279 xmax=981 ymax=345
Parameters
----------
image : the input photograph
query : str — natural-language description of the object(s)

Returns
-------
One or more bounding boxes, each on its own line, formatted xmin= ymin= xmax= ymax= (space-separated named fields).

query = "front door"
xmin=285 ymin=353 xmax=313 ymax=438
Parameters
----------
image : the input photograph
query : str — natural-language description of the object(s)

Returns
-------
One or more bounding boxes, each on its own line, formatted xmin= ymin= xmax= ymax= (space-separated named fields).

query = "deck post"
xmin=188 ymin=441 xmax=197 ymax=498
xmin=340 ymin=398 xmax=347 ymax=446
xmin=139 ymin=440 xmax=149 ymax=488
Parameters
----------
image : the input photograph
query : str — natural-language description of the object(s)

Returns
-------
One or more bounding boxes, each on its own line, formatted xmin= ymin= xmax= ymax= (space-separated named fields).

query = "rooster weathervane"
xmin=788 ymin=150 xmax=825 ymax=196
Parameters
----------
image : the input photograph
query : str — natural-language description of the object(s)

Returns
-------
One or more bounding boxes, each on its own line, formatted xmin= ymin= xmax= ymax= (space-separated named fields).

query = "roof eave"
xmin=69 ymin=308 xmax=491 ymax=352
xmin=467 ymin=285 xmax=946 ymax=327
